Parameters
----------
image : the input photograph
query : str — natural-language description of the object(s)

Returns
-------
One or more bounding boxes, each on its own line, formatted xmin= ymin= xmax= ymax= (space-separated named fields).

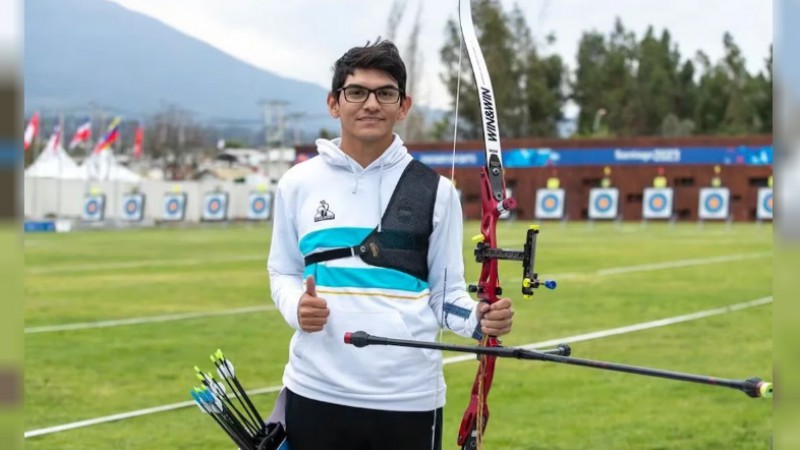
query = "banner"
xmin=121 ymin=193 xmax=145 ymax=222
xmin=698 ymin=188 xmax=730 ymax=220
xmin=202 ymin=192 xmax=229 ymax=221
xmin=535 ymin=189 xmax=565 ymax=220
xmin=82 ymin=194 xmax=106 ymax=222
xmin=756 ymin=188 xmax=773 ymax=220
xmin=411 ymin=145 xmax=773 ymax=168
xmin=642 ymin=188 xmax=674 ymax=219
xmin=247 ymin=192 xmax=273 ymax=220
xmin=588 ymin=188 xmax=619 ymax=220
xmin=162 ymin=193 xmax=187 ymax=221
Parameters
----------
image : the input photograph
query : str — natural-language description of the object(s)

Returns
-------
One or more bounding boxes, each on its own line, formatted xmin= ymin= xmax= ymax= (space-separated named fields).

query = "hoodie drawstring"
xmin=344 ymin=157 xmax=360 ymax=194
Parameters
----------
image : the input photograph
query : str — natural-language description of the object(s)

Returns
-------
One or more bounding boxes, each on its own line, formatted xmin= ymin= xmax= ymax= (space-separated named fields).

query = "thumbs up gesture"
xmin=298 ymin=275 xmax=329 ymax=333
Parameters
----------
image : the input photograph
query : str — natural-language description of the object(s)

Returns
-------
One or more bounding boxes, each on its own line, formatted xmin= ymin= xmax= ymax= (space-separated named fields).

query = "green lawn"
xmin=24 ymin=222 xmax=773 ymax=449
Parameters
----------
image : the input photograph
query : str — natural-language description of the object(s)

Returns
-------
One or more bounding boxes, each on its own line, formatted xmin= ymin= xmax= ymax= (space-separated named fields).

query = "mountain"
xmin=24 ymin=0 xmax=337 ymax=133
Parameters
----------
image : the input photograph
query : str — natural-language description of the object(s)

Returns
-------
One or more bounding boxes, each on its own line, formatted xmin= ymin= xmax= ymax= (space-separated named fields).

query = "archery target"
xmin=698 ymin=188 xmax=730 ymax=220
xmin=588 ymin=188 xmax=619 ymax=220
xmin=535 ymin=189 xmax=565 ymax=219
xmin=162 ymin=193 xmax=187 ymax=221
xmin=247 ymin=192 xmax=273 ymax=220
xmin=757 ymin=188 xmax=773 ymax=220
xmin=642 ymin=188 xmax=673 ymax=219
xmin=120 ymin=194 xmax=145 ymax=222
xmin=202 ymin=192 xmax=229 ymax=221
xmin=82 ymin=194 xmax=106 ymax=222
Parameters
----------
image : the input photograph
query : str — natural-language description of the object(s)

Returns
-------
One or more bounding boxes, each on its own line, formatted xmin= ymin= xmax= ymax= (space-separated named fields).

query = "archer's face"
xmin=327 ymin=68 xmax=412 ymax=146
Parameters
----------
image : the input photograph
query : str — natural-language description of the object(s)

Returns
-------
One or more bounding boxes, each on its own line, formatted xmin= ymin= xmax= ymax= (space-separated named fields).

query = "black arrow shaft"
xmin=344 ymin=331 xmax=767 ymax=396
xmin=526 ymin=348 xmax=747 ymax=391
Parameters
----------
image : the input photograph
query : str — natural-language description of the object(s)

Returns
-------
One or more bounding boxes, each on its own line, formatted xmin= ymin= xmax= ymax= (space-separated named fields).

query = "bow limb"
xmin=456 ymin=1 xmax=515 ymax=449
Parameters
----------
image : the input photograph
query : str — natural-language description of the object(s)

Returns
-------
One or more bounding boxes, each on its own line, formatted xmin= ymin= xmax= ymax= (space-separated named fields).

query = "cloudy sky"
xmin=106 ymin=1 xmax=772 ymax=110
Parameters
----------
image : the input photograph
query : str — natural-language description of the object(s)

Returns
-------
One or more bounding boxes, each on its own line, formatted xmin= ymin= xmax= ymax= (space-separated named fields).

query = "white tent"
xmin=24 ymin=144 xmax=85 ymax=179
xmin=80 ymin=149 xmax=142 ymax=182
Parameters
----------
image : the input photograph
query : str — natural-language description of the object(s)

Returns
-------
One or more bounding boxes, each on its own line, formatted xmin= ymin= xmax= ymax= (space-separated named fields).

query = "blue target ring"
xmin=167 ymin=198 xmax=180 ymax=213
xmin=704 ymin=193 xmax=724 ymax=213
xmin=541 ymin=193 xmax=560 ymax=213
xmin=648 ymin=193 xmax=668 ymax=212
xmin=85 ymin=200 xmax=99 ymax=214
xmin=208 ymin=199 xmax=221 ymax=213
xmin=251 ymin=197 xmax=266 ymax=213
xmin=594 ymin=193 xmax=614 ymax=213
xmin=763 ymin=193 xmax=773 ymax=213
xmin=125 ymin=199 xmax=138 ymax=213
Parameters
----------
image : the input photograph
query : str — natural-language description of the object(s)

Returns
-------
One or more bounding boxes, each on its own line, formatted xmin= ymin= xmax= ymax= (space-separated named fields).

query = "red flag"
xmin=133 ymin=124 xmax=143 ymax=159
xmin=69 ymin=118 xmax=92 ymax=149
xmin=45 ymin=123 xmax=62 ymax=154
xmin=24 ymin=112 xmax=40 ymax=151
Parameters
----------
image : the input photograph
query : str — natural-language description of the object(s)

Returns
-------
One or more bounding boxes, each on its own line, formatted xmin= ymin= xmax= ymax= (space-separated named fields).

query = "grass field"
xmin=24 ymin=222 xmax=773 ymax=449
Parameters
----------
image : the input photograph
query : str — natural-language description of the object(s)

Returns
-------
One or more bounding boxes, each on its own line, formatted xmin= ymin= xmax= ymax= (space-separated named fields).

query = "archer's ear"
xmin=327 ymin=93 xmax=340 ymax=119
xmin=397 ymin=94 xmax=413 ymax=122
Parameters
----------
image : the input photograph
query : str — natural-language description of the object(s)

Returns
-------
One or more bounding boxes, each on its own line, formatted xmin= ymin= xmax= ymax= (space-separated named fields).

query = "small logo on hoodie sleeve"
xmin=314 ymin=200 xmax=336 ymax=222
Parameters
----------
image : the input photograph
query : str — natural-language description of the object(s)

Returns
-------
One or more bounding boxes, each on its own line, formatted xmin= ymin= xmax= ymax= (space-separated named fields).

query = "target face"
xmin=251 ymin=198 xmax=266 ymax=212
xmin=162 ymin=193 xmax=187 ymax=221
xmin=648 ymin=193 xmax=668 ymax=212
xmin=541 ymin=194 xmax=560 ymax=213
xmin=82 ymin=195 xmax=105 ymax=222
xmin=756 ymin=188 xmax=773 ymax=220
xmin=202 ymin=193 xmax=228 ymax=221
xmin=121 ymin=194 xmax=145 ymax=221
xmin=247 ymin=192 xmax=272 ymax=220
xmin=85 ymin=200 xmax=98 ymax=214
xmin=535 ymin=189 xmax=565 ymax=219
xmin=763 ymin=193 xmax=773 ymax=213
xmin=698 ymin=188 xmax=730 ymax=220
xmin=594 ymin=193 xmax=613 ymax=213
xmin=588 ymin=188 xmax=619 ymax=219
xmin=642 ymin=188 xmax=673 ymax=219
xmin=704 ymin=193 xmax=724 ymax=213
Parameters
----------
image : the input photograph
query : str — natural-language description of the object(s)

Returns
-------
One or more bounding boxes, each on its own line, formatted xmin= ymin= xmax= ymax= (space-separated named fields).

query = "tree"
xmin=693 ymin=33 xmax=769 ymax=135
xmin=439 ymin=0 xmax=565 ymax=139
xmin=573 ymin=18 xmax=638 ymax=136
xmin=631 ymin=28 xmax=681 ymax=135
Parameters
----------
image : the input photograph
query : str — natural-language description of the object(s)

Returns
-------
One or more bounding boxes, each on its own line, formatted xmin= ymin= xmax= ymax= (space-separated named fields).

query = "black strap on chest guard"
xmin=304 ymin=160 xmax=440 ymax=281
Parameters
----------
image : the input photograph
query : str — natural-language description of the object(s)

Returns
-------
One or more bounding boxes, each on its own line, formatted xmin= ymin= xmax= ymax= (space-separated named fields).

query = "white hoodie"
xmin=268 ymin=135 xmax=480 ymax=411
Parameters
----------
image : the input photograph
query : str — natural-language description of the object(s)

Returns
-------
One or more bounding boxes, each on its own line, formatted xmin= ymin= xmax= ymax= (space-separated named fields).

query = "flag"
xmin=24 ymin=112 xmax=40 ymax=151
xmin=44 ymin=123 xmax=62 ymax=154
xmin=93 ymin=117 xmax=121 ymax=154
xmin=133 ymin=123 xmax=143 ymax=159
xmin=69 ymin=118 xmax=92 ymax=149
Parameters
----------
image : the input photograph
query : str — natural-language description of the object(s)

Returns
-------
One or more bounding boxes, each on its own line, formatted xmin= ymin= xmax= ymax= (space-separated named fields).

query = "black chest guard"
xmin=303 ymin=160 xmax=441 ymax=281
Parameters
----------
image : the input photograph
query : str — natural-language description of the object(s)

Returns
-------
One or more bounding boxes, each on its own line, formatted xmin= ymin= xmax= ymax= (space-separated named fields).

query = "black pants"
xmin=285 ymin=389 xmax=443 ymax=450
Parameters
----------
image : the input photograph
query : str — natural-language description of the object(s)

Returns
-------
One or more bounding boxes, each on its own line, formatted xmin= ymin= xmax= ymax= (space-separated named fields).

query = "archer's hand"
xmin=298 ymin=275 xmax=329 ymax=332
xmin=477 ymin=298 xmax=514 ymax=337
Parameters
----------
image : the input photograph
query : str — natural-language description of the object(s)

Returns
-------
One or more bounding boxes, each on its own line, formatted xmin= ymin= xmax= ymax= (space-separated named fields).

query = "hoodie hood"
xmin=314 ymin=134 xmax=409 ymax=173
xmin=314 ymin=134 xmax=411 ymax=231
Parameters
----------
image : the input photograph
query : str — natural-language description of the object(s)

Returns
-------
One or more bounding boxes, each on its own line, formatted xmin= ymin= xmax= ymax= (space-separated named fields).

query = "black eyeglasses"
xmin=337 ymin=85 xmax=403 ymax=104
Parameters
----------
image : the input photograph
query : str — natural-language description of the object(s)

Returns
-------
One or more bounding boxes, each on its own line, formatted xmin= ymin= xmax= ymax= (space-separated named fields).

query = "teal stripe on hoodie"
xmin=299 ymin=227 xmax=373 ymax=256
xmin=304 ymin=264 xmax=428 ymax=293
